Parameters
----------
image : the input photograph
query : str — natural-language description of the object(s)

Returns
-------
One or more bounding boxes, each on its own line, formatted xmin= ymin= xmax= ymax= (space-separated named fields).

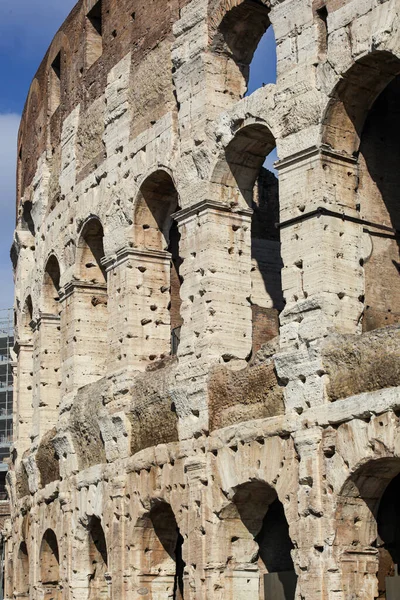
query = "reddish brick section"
xmin=17 ymin=0 xmax=192 ymax=211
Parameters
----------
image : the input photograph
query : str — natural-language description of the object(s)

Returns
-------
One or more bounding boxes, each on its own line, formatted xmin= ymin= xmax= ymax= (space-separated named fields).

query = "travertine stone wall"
xmin=6 ymin=0 xmax=400 ymax=599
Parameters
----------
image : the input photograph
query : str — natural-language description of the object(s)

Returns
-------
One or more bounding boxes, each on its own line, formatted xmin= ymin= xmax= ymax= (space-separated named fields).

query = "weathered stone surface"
xmin=6 ymin=0 xmax=400 ymax=599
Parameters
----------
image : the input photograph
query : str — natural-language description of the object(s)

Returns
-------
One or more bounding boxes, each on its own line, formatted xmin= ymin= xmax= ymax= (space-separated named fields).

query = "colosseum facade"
xmin=5 ymin=0 xmax=400 ymax=598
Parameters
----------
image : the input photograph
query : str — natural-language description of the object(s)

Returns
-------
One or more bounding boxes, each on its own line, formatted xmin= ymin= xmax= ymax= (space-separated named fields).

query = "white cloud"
xmin=0 ymin=114 xmax=20 ymax=311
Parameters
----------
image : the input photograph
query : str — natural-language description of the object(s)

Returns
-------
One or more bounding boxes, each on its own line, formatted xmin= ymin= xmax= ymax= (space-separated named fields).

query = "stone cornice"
xmin=172 ymin=199 xmax=253 ymax=224
xmin=59 ymin=280 xmax=108 ymax=301
xmin=102 ymin=247 xmax=171 ymax=272
xmin=32 ymin=313 xmax=61 ymax=332
xmin=275 ymin=144 xmax=358 ymax=171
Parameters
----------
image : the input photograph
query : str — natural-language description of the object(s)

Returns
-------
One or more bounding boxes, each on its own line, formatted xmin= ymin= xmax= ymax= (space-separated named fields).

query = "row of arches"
xmin=17 ymin=517 xmax=108 ymax=599
xmin=14 ymin=457 xmax=400 ymax=600
xmin=15 ymin=482 xmax=296 ymax=600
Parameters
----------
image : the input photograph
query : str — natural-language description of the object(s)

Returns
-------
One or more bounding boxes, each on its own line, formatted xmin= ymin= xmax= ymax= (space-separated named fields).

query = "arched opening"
xmin=210 ymin=0 xmax=274 ymax=103
xmin=22 ymin=296 xmax=33 ymax=338
xmin=43 ymin=255 xmax=61 ymax=315
xmin=134 ymin=501 xmax=185 ymax=599
xmin=134 ymin=171 xmax=182 ymax=356
xmin=322 ymin=52 xmax=400 ymax=332
xmin=16 ymin=541 xmax=29 ymax=596
xmin=357 ymin=75 xmax=400 ymax=331
xmin=77 ymin=218 xmax=107 ymax=284
xmin=40 ymin=529 xmax=61 ymax=600
xmin=212 ymin=124 xmax=284 ymax=355
xmin=87 ymin=516 xmax=109 ymax=599
xmin=220 ymin=481 xmax=295 ymax=599
xmin=68 ymin=217 xmax=109 ymax=387
xmin=335 ymin=457 xmax=400 ymax=600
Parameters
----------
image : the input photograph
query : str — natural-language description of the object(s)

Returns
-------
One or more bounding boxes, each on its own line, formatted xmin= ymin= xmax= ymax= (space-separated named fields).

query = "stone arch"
xmin=130 ymin=499 xmax=186 ymax=599
xmin=209 ymin=0 xmax=274 ymax=101
xmin=211 ymin=122 xmax=283 ymax=353
xmin=21 ymin=295 xmax=33 ymax=339
xmin=322 ymin=51 xmax=400 ymax=331
xmin=87 ymin=516 xmax=109 ymax=599
xmin=76 ymin=216 xmax=107 ymax=284
xmin=40 ymin=529 xmax=61 ymax=600
xmin=133 ymin=170 xmax=182 ymax=353
xmin=42 ymin=254 xmax=61 ymax=315
xmin=16 ymin=541 xmax=29 ymax=596
xmin=217 ymin=480 xmax=296 ymax=599
xmin=322 ymin=50 xmax=400 ymax=157
xmin=335 ymin=457 xmax=400 ymax=600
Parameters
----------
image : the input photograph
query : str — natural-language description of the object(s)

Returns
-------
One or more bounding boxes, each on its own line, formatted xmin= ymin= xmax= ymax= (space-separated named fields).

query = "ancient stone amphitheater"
xmin=5 ymin=0 xmax=400 ymax=598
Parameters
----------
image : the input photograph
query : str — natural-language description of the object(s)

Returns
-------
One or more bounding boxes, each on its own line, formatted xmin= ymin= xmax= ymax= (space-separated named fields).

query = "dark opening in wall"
xmin=87 ymin=516 xmax=109 ymax=597
xmin=212 ymin=124 xmax=284 ymax=355
xmin=50 ymin=53 xmax=61 ymax=115
xmin=358 ymin=74 xmax=400 ymax=330
xmin=86 ymin=0 xmax=103 ymax=68
xmin=134 ymin=171 xmax=182 ymax=357
xmin=21 ymin=201 xmax=35 ymax=236
xmin=40 ymin=529 xmax=60 ymax=589
xmin=316 ymin=5 xmax=328 ymax=59
xmin=17 ymin=541 xmax=29 ymax=595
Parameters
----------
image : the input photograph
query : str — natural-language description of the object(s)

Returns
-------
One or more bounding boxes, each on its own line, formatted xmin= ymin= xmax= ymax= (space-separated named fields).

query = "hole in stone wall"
xmin=86 ymin=0 xmax=103 ymax=68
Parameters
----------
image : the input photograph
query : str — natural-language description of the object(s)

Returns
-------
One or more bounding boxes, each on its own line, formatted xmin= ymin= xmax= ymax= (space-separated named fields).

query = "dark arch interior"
xmin=214 ymin=124 xmax=284 ymax=354
xmin=135 ymin=171 xmax=182 ymax=353
xmin=17 ymin=541 xmax=29 ymax=594
xmin=377 ymin=472 xmax=400 ymax=596
xmin=40 ymin=529 xmax=60 ymax=586
xmin=79 ymin=219 xmax=106 ymax=284
xmin=230 ymin=481 xmax=296 ymax=598
xmin=87 ymin=516 xmax=109 ymax=598
xmin=149 ymin=502 xmax=185 ymax=599
xmin=43 ymin=256 xmax=61 ymax=314
xmin=357 ymin=74 xmax=400 ymax=331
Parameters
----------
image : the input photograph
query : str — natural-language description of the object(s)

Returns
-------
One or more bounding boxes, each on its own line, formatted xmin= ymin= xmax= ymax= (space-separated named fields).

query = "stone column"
xmin=59 ymin=281 xmax=108 ymax=399
xmin=277 ymin=146 xmax=364 ymax=348
xmin=14 ymin=341 xmax=34 ymax=460
xmin=31 ymin=314 xmax=61 ymax=445
xmin=172 ymin=200 xmax=253 ymax=437
xmin=103 ymin=248 xmax=172 ymax=375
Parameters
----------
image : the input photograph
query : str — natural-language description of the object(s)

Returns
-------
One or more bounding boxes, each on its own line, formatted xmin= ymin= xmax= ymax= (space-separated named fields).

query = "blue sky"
xmin=0 ymin=3 xmax=276 ymax=311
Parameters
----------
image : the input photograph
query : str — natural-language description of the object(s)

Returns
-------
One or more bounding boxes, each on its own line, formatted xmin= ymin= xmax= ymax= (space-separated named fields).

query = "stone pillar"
xmin=59 ymin=281 xmax=108 ymax=398
xmin=14 ymin=341 xmax=34 ymax=460
xmin=170 ymin=200 xmax=252 ymax=438
xmin=31 ymin=314 xmax=61 ymax=444
xmin=277 ymin=146 xmax=364 ymax=349
xmin=104 ymin=248 xmax=172 ymax=374
xmin=293 ymin=428 xmax=329 ymax=600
